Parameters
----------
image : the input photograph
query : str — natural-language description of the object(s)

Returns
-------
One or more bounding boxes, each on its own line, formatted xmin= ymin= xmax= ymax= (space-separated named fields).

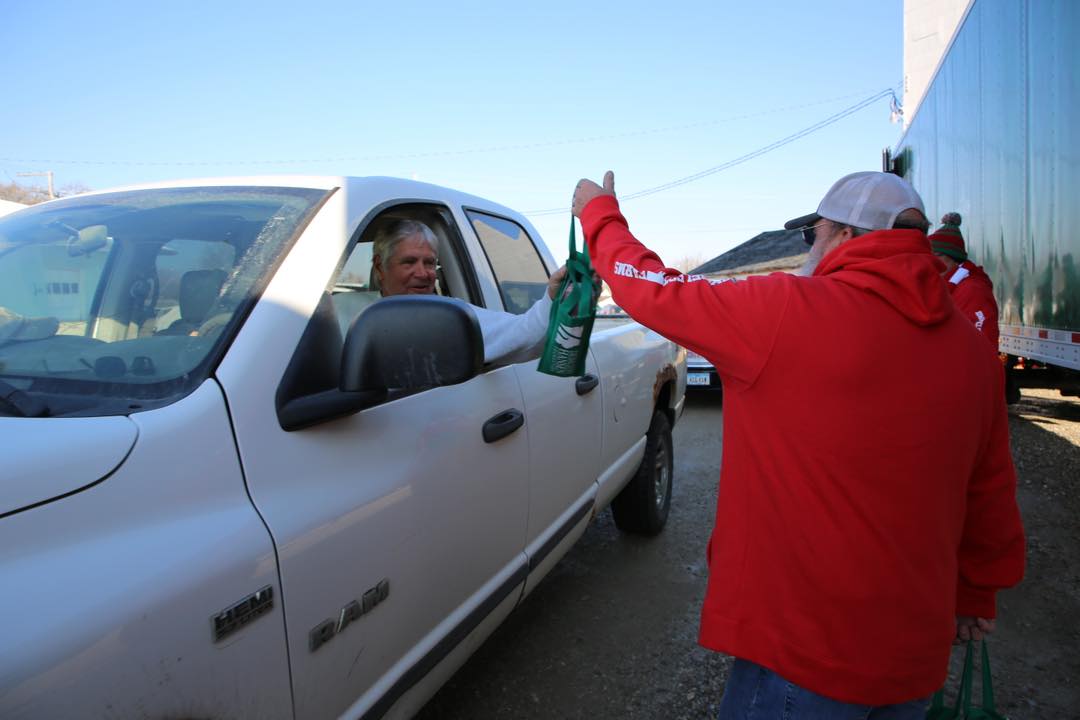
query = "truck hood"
xmin=0 ymin=416 xmax=138 ymax=516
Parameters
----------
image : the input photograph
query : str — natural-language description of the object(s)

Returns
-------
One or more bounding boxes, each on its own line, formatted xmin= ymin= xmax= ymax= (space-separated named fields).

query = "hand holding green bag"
xmin=926 ymin=639 xmax=1007 ymax=719
xmin=537 ymin=217 xmax=598 ymax=378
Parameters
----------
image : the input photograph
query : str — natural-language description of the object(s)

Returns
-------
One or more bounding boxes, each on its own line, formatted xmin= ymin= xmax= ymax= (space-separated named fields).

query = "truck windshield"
xmin=0 ymin=186 xmax=328 ymax=417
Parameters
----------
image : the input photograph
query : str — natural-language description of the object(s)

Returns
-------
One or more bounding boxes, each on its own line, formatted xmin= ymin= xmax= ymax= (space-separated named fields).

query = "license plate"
xmin=687 ymin=373 xmax=711 ymax=386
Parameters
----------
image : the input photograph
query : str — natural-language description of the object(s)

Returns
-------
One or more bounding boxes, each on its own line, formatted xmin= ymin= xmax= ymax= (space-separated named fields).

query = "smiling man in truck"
xmin=372 ymin=217 xmax=567 ymax=365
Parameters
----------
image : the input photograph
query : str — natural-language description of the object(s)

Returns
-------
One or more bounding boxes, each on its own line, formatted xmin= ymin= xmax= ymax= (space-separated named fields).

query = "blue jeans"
xmin=718 ymin=659 xmax=930 ymax=720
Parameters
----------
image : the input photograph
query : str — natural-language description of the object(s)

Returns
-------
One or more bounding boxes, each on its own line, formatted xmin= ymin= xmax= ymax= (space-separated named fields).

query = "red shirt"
xmin=580 ymin=195 xmax=1024 ymax=705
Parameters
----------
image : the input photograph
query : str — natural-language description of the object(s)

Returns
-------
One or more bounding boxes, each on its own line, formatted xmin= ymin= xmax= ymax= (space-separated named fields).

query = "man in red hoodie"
xmin=572 ymin=171 xmax=1024 ymax=718
xmin=929 ymin=212 xmax=1000 ymax=350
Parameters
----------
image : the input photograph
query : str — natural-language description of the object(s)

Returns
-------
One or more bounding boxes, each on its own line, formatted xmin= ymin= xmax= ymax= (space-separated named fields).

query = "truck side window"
xmin=329 ymin=241 xmax=380 ymax=338
xmin=332 ymin=208 xmax=472 ymax=338
xmin=331 ymin=241 xmax=382 ymax=339
xmin=466 ymin=211 xmax=549 ymax=315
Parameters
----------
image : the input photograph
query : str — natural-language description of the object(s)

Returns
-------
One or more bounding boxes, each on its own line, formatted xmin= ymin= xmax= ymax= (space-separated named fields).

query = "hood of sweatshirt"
xmin=813 ymin=229 xmax=953 ymax=327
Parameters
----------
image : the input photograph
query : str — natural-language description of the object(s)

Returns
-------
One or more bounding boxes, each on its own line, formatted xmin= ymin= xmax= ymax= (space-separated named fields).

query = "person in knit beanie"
xmin=929 ymin=211 xmax=967 ymax=263
xmin=929 ymin=212 xmax=1000 ymax=349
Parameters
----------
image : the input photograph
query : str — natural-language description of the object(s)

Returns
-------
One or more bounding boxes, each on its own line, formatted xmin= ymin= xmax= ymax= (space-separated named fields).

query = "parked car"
xmin=0 ymin=176 xmax=686 ymax=720
xmin=686 ymin=349 xmax=720 ymax=389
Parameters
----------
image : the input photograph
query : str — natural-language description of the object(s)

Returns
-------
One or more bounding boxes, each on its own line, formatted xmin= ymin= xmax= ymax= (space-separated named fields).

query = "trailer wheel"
xmin=612 ymin=410 xmax=673 ymax=535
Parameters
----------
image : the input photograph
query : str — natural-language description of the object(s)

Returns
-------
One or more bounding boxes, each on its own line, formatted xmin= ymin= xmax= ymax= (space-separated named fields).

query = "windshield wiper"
xmin=0 ymin=378 xmax=49 ymax=417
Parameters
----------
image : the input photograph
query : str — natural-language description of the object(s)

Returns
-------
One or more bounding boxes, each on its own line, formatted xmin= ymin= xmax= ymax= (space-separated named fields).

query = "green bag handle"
xmin=959 ymin=638 xmax=975 ymax=715
xmin=963 ymin=639 xmax=1002 ymax=718
xmin=927 ymin=640 xmax=1004 ymax=720
xmin=925 ymin=640 xmax=971 ymax=719
xmin=980 ymin=639 xmax=997 ymax=712
xmin=927 ymin=688 xmax=955 ymax=719
xmin=558 ymin=218 xmax=595 ymax=319
xmin=927 ymin=690 xmax=945 ymax=716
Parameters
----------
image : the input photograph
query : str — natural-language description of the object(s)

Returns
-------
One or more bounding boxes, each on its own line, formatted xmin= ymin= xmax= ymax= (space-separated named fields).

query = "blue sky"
xmin=2 ymin=0 xmax=906 ymax=267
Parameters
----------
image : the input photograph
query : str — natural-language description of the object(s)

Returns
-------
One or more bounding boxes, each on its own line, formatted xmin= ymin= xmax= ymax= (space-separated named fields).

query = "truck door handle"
xmin=482 ymin=409 xmax=524 ymax=443
xmin=575 ymin=374 xmax=599 ymax=395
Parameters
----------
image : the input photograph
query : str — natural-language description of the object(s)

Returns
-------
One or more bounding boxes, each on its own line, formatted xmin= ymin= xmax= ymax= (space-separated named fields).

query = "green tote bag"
xmin=537 ymin=217 xmax=598 ymax=378
xmin=927 ymin=639 xmax=1007 ymax=720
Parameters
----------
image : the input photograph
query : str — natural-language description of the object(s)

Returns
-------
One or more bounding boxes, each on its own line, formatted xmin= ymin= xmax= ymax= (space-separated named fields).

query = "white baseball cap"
xmin=784 ymin=171 xmax=925 ymax=231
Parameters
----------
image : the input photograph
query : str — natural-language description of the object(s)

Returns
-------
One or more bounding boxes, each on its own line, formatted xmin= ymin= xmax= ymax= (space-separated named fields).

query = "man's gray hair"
xmin=892 ymin=208 xmax=931 ymax=234
xmin=838 ymin=207 xmax=929 ymax=238
xmin=372 ymin=219 xmax=438 ymax=263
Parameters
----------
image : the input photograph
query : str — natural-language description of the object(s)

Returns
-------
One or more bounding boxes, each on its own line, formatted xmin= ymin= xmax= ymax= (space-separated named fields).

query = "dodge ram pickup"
xmin=0 ymin=176 xmax=686 ymax=719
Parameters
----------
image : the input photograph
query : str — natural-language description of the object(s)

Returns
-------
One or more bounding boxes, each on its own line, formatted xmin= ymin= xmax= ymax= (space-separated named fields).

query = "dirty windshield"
xmin=0 ymin=186 xmax=327 ymax=417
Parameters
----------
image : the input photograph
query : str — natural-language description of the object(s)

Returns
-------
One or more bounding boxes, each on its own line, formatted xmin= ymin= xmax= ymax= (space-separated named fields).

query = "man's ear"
xmin=830 ymin=227 xmax=855 ymax=253
xmin=372 ymin=255 xmax=384 ymax=278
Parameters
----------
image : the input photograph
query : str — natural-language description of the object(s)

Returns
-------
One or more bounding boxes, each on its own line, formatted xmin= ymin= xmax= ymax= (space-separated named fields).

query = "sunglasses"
xmin=801 ymin=220 xmax=836 ymax=246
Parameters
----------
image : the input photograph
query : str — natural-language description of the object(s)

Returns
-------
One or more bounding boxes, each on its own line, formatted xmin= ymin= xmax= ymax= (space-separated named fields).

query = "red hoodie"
xmin=947 ymin=260 xmax=1000 ymax=349
xmin=580 ymin=196 xmax=1024 ymax=705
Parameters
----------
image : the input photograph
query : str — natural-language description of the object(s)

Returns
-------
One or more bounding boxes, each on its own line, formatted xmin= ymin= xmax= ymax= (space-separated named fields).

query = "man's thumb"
xmin=603 ymin=170 xmax=615 ymax=194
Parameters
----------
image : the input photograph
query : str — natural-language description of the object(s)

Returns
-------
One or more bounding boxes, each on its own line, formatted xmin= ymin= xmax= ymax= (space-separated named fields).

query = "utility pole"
xmin=16 ymin=171 xmax=55 ymax=199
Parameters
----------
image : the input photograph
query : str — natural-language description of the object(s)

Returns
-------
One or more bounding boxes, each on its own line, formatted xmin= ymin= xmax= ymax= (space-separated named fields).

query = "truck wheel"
xmin=612 ymin=410 xmax=673 ymax=535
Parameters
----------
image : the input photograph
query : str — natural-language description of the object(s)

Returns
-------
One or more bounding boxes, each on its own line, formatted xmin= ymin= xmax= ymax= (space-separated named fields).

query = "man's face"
xmin=799 ymin=219 xmax=845 ymax=275
xmin=376 ymin=234 xmax=438 ymax=296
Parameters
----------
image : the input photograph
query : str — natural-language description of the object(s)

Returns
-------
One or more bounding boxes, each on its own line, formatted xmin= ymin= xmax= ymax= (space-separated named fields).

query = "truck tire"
xmin=612 ymin=409 xmax=673 ymax=535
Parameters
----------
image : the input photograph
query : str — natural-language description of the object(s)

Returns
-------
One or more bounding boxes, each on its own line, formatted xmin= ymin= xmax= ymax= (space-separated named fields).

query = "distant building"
xmin=690 ymin=228 xmax=806 ymax=280
xmin=0 ymin=199 xmax=27 ymax=217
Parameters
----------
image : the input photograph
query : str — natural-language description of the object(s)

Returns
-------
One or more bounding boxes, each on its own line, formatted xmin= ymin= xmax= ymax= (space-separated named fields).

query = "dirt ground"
xmin=416 ymin=388 xmax=1080 ymax=719
xmin=976 ymin=388 xmax=1080 ymax=716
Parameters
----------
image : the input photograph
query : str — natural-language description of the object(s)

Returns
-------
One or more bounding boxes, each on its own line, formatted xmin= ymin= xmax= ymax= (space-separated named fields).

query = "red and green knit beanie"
xmin=928 ymin=211 xmax=966 ymax=261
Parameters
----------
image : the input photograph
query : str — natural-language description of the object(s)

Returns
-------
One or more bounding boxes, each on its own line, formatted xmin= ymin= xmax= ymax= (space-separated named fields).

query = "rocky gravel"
xmin=973 ymin=389 xmax=1080 ymax=717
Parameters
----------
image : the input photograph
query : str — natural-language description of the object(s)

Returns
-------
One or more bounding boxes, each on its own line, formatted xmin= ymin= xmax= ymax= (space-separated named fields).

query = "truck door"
xmin=464 ymin=210 xmax=604 ymax=584
xmin=216 ymin=199 xmax=531 ymax=720
xmin=512 ymin=351 xmax=604 ymax=583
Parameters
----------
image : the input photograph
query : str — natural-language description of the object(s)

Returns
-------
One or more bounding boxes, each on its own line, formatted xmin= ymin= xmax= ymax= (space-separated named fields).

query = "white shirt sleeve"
xmin=471 ymin=293 xmax=553 ymax=365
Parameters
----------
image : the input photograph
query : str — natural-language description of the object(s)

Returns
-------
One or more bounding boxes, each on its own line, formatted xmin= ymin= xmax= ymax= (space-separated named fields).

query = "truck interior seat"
xmin=160 ymin=269 xmax=227 ymax=335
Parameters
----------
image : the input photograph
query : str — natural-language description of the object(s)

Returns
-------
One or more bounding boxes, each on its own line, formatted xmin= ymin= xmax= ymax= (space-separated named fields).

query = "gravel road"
xmin=982 ymin=389 xmax=1080 ymax=716
xmin=416 ymin=388 xmax=1080 ymax=719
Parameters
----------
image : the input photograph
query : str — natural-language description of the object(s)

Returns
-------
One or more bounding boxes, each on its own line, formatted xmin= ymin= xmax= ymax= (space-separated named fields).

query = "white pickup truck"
xmin=0 ymin=176 xmax=686 ymax=719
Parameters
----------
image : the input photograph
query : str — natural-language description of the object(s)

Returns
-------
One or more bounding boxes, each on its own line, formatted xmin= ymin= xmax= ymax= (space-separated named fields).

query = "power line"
xmin=524 ymin=89 xmax=896 ymax=217
xmin=0 ymin=89 xmax=885 ymax=169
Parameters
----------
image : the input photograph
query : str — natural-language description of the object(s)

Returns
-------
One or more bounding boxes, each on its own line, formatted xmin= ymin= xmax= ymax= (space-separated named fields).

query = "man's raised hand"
xmin=572 ymin=171 xmax=616 ymax=217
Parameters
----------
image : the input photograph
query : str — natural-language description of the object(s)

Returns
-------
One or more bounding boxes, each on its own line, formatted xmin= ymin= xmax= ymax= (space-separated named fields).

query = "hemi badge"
xmin=212 ymin=585 xmax=274 ymax=643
